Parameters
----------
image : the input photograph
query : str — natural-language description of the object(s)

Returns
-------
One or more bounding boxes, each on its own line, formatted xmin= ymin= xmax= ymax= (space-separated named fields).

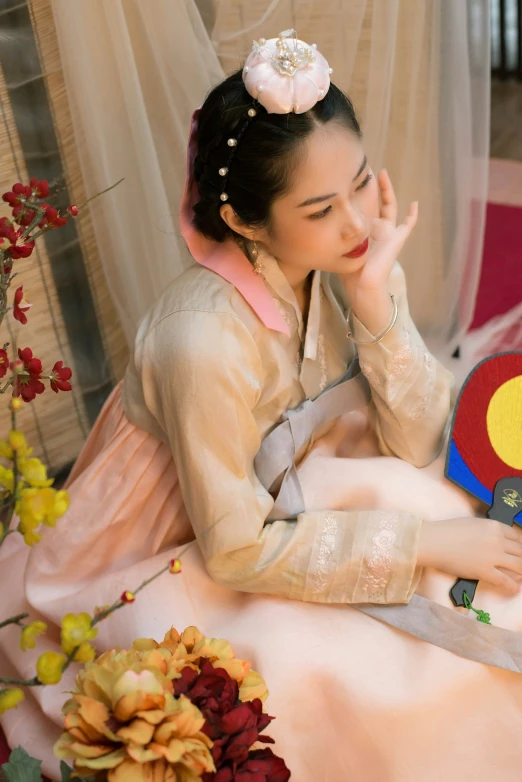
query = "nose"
xmin=340 ymin=201 xmax=366 ymax=238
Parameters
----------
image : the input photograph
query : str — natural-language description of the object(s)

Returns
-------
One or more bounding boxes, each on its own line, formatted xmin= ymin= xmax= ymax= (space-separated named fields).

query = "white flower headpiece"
xmin=242 ymin=29 xmax=333 ymax=114
xmin=218 ymin=30 xmax=333 ymax=203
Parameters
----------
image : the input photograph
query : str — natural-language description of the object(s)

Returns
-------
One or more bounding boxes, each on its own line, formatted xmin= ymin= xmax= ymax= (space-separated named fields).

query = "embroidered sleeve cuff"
xmin=300 ymin=509 xmax=423 ymax=604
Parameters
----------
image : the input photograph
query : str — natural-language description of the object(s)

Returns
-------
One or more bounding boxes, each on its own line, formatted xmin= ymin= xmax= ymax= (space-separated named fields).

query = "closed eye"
xmin=356 ymin=172 xmax=373 ymax=191
xmin=309 ymin=173 xmax=373 ymax=219
xmin=309 ymin=205 xmax=332 ymax=219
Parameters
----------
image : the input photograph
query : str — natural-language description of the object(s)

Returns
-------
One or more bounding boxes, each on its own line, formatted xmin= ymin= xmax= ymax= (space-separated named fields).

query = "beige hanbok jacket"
xmin=123 ymin=246 xmax=454 ymax=606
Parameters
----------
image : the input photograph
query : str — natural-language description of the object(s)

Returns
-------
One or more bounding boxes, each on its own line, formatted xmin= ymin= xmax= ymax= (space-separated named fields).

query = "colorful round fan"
xmin=445 ymin=351 xmax=522 ymax=607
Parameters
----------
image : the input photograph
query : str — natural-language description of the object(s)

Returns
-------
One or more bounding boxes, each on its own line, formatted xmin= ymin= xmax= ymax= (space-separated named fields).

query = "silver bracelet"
xmin=346 ymin=294 xmax=398 ymax=345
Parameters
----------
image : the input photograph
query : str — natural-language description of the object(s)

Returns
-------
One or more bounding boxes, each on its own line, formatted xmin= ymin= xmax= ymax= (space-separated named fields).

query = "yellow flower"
xmin=19 ymin=521 xmax=42 ymax=546
xmin=54 ymin=647 xmax=214 ymax=781
xmin=0 ymin=465 xmax=14 ymax=493
xmin=19 ymin=457 xmax=54 ymax=488
xmin=8 ymin=430 xmax=32 ymax=457
xmin=61 ymin=613 xmax=98 ymax=658
xmin=10 ymin=397 xmax=23 ymax=412
xmin=0 ymin=688 xmax=24 ymax=715
xmin=16 ymin=487 xmax=70 ymax=533
xmin=51 ymin=490 xmax=70 ymax=522
xmin=17 ymin=505 xmax=41 ymax=546
xmin=72 ymin=641 xmax=96 ymax=663
xmin=0 ymin=429 xmax=30 ymax=460
xmin=0 ymin=441 xmax=13 ymax=460
xmin=36 ymin=651 xmax=66 ymax=684
xmin=20 ymin=620 xmax=47 ymax=651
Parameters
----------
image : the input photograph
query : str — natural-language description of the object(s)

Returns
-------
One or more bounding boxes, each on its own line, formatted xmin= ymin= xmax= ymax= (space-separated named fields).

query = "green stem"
xmin=76 ymin=178 xmax=124 ymax=211
xmin=0 ymin=377 xmax=13 ymax=394
xmin=3 ymin=449 xmax=19 ymax=536
xmin=0 ymin=675 xmax=39 ymax=686
xmin=0 ymin=612 xmax=28 ymax=630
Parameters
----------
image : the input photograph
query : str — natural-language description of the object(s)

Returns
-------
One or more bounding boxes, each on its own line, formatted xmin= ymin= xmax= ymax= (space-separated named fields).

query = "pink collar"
xmin=179 ymin=109 xmax=290 ymax=338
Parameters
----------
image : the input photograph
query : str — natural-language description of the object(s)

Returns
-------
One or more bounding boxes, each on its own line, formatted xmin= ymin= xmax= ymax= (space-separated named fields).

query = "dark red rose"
xmin=178 ymin=660 xmax=288 ymax=781
xmin=236 ymin=748 xmax=291 ymax=781
xmin=174 ymin=660 xmax=239 ymax=736
xmin=204 ymin=747 xmax=290 ymax=782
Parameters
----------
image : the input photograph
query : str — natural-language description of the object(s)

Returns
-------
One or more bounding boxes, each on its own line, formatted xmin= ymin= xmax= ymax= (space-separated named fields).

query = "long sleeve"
xmin=138 ymin=308 xmax=422 ymax=605
xmin=351 ymin=262 xmax=454 ymax=468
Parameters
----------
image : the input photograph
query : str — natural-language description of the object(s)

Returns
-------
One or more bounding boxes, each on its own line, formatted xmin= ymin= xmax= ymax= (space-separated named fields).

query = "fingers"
xmin=378 ymin=169 xmax=398 ymax=225
xmin=403 ymin=200 xmax=419 ymax=232
xmin=491 ymin=568 xmax=520 ymax=596
xmin=504 ymin=538 xmax=522 ymax=558
xmin=505 ymin=524 xmax=522 ymax=543
xmin=502 ymin=554 xmax=522 ymax=577
xmin=388 ymin=201 xmax=418 ymax=245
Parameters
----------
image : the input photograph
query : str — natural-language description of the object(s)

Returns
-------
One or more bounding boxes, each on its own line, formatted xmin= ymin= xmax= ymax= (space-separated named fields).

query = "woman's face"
xmin=258 ymin=123 xmax=379 ymax=278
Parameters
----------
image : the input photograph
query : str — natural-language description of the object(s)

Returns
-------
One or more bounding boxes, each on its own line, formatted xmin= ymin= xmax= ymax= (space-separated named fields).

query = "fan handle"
xmin=450 ymin=476 xmax=522 ymax=608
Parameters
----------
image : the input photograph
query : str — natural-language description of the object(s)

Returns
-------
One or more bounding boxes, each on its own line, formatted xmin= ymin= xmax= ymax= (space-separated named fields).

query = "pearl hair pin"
xmin=218 ymin=106 xmax=259 ymax=203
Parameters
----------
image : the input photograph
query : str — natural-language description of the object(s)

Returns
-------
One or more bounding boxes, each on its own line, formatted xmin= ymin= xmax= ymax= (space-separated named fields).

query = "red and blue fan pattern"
xmin=445 ymin=351 xmax=522 ymax=524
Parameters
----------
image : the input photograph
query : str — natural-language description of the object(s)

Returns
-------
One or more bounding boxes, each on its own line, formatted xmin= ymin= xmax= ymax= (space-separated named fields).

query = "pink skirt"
xmin=1 ymin=383 xmax=522 ymax=781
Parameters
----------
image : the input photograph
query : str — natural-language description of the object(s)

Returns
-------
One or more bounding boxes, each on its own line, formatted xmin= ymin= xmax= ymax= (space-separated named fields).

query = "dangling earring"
xmin=250 ymin=239 xmax=264 ymax=276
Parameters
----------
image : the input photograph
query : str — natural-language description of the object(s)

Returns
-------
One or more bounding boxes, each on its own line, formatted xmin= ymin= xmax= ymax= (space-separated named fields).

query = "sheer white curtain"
xmin=49 ymin=0 xmax=223 ymax=344
xmin=50 ymin=0 xmax=491 ymax=370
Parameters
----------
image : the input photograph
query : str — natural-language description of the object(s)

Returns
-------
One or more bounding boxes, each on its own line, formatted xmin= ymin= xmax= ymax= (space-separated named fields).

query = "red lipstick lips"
xmin=343 ymin=237 xmax=369 ymax=259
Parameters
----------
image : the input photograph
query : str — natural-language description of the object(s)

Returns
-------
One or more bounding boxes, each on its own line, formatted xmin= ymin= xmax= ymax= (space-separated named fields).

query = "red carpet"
xmin=0 ymin=200 xmax=520 ymax=778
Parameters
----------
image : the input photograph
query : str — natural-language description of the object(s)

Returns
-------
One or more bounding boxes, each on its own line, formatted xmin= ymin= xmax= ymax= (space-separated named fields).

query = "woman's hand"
xmin=418 ymin=517 xmax=522 ymax=596
xmin=340 ymin=170 xmax=418 ymax=335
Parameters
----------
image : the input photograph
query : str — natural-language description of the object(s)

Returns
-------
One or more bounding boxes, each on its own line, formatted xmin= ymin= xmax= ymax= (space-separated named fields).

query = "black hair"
xmin=192 ymin=69 xmax=362 ymax=243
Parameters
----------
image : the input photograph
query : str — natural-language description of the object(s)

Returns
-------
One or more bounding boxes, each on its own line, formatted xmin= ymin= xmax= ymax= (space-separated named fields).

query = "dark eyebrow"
xmin=296 ymin=155 xmax=368 ymax=208
xmin=352 ymin=155 xmax=368 ymax=182
xmin=297 ymin=192 xmax=337 ymax=208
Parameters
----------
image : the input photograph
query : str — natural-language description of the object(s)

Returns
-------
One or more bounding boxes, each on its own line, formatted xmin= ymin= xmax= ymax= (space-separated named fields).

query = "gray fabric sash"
xmin=255 ymin=363 xmax=522 ymax=674
xmin=358 ymin=596 xmax=522 ymax=674
xmin=254 ymin=360 xmax=371 ymax=520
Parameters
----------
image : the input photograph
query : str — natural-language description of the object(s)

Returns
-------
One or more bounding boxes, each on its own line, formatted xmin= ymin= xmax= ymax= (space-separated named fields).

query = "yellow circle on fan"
xmin=486 ymin=376 xmax=522 ymax=469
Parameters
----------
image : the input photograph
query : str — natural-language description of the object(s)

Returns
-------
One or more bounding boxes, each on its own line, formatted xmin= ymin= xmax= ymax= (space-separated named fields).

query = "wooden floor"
xmin=491 ymin=80 xmax=522 ymax=161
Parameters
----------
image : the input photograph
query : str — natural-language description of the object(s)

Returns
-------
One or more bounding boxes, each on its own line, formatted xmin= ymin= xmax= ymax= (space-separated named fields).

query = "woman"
xmin=3 ymin=31 xmax=522 ymax=781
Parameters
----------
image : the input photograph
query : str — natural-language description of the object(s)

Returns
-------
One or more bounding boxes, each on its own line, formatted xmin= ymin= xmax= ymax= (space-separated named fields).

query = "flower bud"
xmin=0 ymin=688 xmax=24 ymax=715
xmin=36 ymin=651 xmax=66 ymax=684
xmin=121 ymin=590 xmax=136 ymax=604
xmin=169 ymin=558 xmax=182 ymax=574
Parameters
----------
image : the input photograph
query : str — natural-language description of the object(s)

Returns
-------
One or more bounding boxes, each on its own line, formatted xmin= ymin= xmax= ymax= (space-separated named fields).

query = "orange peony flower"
xmin=131 ymin=626 xmax=268 ymax=702
xmin=54 ymin=642 xmax=215 ymax=781
xmin=55 ymin=627 xmax=271 ymax=780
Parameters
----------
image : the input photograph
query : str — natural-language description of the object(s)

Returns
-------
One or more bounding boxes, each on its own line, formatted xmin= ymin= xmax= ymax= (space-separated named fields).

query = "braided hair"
xmin=192 ymin=69 xmax=362 ymax=243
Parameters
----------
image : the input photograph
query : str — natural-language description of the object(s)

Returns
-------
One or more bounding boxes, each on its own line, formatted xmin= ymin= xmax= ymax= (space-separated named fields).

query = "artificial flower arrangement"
xmin=0 ymin=178 xmax=290 ymax=782
xmin=54 ymin=626 xmax=289 ymax=782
